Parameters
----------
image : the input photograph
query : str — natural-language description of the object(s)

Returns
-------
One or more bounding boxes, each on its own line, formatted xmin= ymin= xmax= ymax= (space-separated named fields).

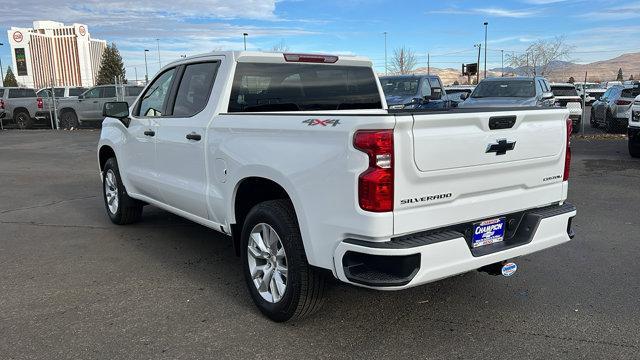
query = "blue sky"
xmin=1 ymin=0 xmax=639 ymax=79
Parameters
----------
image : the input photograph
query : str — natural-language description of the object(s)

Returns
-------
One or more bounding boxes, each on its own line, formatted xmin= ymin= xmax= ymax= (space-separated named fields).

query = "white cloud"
xmin=430 ymin=7 xmax=539 ymax=18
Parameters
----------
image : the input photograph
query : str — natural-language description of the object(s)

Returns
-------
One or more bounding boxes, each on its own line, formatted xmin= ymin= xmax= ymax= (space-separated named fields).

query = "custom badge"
xmin=302 ymin=119 xmax=340 ymax=127
xmin=501 ymin=262 xmax=518 ymax=277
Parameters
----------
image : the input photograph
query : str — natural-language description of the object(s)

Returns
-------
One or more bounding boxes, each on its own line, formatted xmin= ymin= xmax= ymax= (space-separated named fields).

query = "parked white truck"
xmin=98 ymin=51 xmax=577 ymax=322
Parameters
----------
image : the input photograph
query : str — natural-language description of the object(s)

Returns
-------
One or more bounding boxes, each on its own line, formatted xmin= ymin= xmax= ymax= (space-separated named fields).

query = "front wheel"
xmin=102 ymin=157 xmax=143 ymax=224
xmin=14 ymin=110 xmax=32 ymax=130
xmin=241 ymin=199 xmax=326 ymax=322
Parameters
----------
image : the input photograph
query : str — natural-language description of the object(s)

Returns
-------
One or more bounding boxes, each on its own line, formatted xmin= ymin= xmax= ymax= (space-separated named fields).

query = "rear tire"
xmin=241 ymin=199 xmax=326 ymax=322
xmin=590 ymin=109 xmax=598 ymax=129
xmin=604 ymin=111 xmax=616 ymax=133
xmin=59 ymin=110 xmax=79 ymax=130
xmin=630 ymin=142 xmax=640 ymax=158
xmin=14 ymin=110 xmax=32 ymax=130
xmin=102 ymin=157 xmax=143 ymax=225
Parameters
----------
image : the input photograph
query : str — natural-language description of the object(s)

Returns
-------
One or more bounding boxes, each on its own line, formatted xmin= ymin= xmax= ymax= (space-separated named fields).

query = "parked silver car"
xmin=458 ymin=76 xmax=555 ymax=108
xmin=590 ymin=85 xmax=640 ymax=133
xmin=0 ymin=87 xmax=46 ymax=129
xmin=56 ymin=85 xmax=143 ymax=129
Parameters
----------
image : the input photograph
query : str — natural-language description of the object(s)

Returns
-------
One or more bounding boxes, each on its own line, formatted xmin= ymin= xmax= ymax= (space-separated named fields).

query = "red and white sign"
xmin=78 ymin=26 xmax=86 ymax=36
xmin=13 ymin=31 xmax=23 ymax=43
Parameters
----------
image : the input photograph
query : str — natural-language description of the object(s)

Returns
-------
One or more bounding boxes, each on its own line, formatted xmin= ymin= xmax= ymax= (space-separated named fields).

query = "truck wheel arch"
xmin=231 ymin=177 xmax=301 ymax=257
xmin=99 ymin=145 xmax=116 ymax=172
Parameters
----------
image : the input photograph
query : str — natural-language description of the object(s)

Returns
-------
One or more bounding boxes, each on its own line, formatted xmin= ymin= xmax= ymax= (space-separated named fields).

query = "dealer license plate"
xmin=472 ymin=217 xmax=506 ymax=248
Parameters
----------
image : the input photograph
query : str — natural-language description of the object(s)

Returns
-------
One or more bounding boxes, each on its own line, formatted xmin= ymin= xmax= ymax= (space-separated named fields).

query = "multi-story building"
xmin=6 ymin=21 xmax=107 ymax=89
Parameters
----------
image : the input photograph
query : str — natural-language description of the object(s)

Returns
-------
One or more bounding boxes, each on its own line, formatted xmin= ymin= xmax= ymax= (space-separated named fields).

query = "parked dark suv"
xmin=379 ymin=75 xmax=448 ymax=110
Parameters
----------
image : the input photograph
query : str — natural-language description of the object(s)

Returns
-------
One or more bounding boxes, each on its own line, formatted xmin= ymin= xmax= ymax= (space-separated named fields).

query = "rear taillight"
xmin=616 ymin=99 xmax=631 ymax=105
xmin=563 ymin=118 xmax=572 ymax=181
xmin=354 ymin=130 xmax=394 ymax=212
xmin=0 ymin=99 xmax=4 ymax=110
xmin=37 ymin=97 xmax=43 ymax=109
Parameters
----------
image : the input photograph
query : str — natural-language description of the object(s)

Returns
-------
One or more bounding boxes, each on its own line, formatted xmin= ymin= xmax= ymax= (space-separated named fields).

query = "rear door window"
xmin=229 ymin=63 xmax=382 ymax=112
xmin=126 ymin=87 xmax=143 ymax=97
xmin=84 ymin=87 xmax=102 ymax=99
xmin=68 ymin=88 xmax=87 ymax=97
xmin=0 ymin=89 xmax=4 ymax=97
xmin=8 ymin=88 xmax=37 ymax=98
xmin=172 ymin=62 xmax=219 ymax=117
xmin=102 ymin=86 xmax=116 ymax=98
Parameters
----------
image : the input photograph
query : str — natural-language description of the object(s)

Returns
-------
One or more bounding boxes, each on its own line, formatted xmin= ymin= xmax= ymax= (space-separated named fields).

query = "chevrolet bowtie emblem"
xmin=486 ymin=139 xmax=516 ymax=155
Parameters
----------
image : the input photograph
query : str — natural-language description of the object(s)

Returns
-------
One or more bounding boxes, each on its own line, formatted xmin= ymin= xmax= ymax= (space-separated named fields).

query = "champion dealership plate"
xmin=472 ymin=217 xmax=506 ymax=248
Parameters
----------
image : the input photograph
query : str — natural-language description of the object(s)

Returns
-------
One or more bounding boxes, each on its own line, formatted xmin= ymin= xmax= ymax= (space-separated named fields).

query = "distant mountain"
xmin=389 ymin=52 xmax=640 ymax=85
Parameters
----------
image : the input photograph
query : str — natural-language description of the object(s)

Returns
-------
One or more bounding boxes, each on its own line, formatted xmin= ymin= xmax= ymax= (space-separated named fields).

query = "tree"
xmin=96 ymin=43 xmax=126 ymax=85
xmin=616 ymin=68 xmax=624 ymax=81
xmin=390 ymin=46 xmax=417 ymax=75
xmin=506 ymin=37 xmax=573 ymax=76
xmin=453 ymin=80 xmax=460 ymax=85
xmin=568 ymin=76 xmax=575 ymax=83
xmin=271 ymin=40 xmax=290 ymax=52
xmin=3 ymin=67 xmax=18 ymax=87
xmin=630 ymin=75 xmax=635 ymax=81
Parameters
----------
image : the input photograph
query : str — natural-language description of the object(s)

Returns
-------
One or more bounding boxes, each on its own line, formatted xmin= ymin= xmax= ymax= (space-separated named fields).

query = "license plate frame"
xmin=472 ymin=217 xmax=506 ymax=248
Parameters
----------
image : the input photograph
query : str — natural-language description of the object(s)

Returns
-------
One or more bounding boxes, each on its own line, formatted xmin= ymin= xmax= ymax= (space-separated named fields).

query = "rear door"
xmin=393 ymin=108 xmax=569 ymax=234
xmin=154 ymin=60 xmax=220 ymax=219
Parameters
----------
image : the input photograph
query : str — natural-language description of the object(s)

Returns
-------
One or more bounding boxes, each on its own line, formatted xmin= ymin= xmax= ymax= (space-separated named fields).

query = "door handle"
xmin=186 ymin=132 xmax=201 ymax=141
xmin=144 ymin=130 xmax=155 ymax=137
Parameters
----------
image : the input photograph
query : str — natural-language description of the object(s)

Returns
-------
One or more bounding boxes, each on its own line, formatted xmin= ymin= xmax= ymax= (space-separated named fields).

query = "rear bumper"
xmin=333 ymin=203 xmax=576 ymax=290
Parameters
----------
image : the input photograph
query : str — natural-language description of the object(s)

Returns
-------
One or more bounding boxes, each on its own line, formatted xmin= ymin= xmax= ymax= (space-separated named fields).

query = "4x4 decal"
xmin=302 ymin=119 xmax=340 ymax=127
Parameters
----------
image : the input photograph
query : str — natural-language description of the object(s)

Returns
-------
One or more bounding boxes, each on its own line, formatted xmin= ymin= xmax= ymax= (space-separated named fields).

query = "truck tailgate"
xmin=393 ymin=108 xmax=569 ymax=235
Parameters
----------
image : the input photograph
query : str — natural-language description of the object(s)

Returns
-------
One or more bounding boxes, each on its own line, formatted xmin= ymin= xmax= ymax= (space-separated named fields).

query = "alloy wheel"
xmin=247 ymin=223 xmax=288 ymax=303
xmin=104 ymin=169 xmax=119 ymax=214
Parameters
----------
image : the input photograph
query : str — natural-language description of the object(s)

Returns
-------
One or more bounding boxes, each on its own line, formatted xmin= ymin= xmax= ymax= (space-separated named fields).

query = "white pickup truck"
xmin=98 ymin=51 xmax=577 ymax=322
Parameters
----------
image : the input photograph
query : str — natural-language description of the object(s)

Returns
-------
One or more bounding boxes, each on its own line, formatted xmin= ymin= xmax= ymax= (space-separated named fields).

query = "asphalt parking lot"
xmin=0 ymin=127 xmax=638 ymax=359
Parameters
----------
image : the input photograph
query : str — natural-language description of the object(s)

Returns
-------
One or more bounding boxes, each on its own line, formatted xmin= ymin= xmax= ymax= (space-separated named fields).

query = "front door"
xmin=124 ymin=68 xmax=178 ymax=202
xmin=154 ymin=61 xmax=220 ymax=219
xmin=77 ymin=87 xmax=102 ymax=121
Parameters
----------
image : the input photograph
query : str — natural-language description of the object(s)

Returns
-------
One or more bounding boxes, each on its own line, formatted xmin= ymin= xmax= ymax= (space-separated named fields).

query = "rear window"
xmin=0 ymin=89 xmax=4 ymax=97
xmin=472 ymin=80 xmax=535 ymax=98
xmin=381 ymin=77 xmax=419 ymax=97
xmin=621 ymin=88 xmax=640 ymax=98
xmin=126 ymin=87 xmax=143 ymax=97
xmin=229 ymin=63 xmax=382 ymax=112
xmin=68 ymin=88 xmax=87 ymax=97
xmin=551 ymin=86 xmax=578 ymax=97
xmin=8 ymin=88 xmax=37 ymax=98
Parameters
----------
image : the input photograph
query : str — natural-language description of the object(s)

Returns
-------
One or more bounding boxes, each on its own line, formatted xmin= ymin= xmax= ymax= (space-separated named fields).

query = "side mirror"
xmin=425 ymin=88 xmax=443 ymax=101
xmin=542 ymin=92 xmax=555 ymax=101
xmin=460 ymin=92 xmax=470 ymax=101
xmin=103 ymin=102 xmax=130 ymax=127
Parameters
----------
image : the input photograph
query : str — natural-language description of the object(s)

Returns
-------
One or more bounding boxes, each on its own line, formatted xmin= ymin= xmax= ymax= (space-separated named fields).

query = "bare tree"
xmin=390 ymin=47 xmax=417 ymax=75
xmin=271 ymin=40 xmax=290 ymax=52
xmin=507 ymin=37 xmax=573 ymax=76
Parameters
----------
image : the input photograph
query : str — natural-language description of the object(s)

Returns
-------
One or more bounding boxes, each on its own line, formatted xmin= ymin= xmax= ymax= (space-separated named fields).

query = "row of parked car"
xmin=0 ymin=84 xmax=143 ymax=129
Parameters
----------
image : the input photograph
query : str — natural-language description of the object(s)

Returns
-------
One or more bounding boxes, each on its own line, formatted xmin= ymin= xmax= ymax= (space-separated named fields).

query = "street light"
xmin=144 ymin=49 xmax=149 ymax=84
xmin=0 ymin=42 xmax=4 ymax=87
xmin=483 ymin=22 xmax=488 ymax=79
xmin=383 ymin=32 xmax=388 ymax=75
xmin=243 ymin=33 xmax=248 ymax=50
xmin=501 ymin=49 xmax=504 ymax=77
xmin=156 ymin=38 xmax=161 ymax=67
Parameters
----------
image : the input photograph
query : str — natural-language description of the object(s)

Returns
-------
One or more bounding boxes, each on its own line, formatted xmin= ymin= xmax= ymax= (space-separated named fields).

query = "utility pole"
xmin=144 ymin=49 xmax=149 ymax=84
xmin=0 ymin=42 xmax=4 ymax=87
xmin=483 ymin=22 xmax=488 ymax=79
xmin=582 ymin=71 xmax=587 ymax=134
xmin=156 ymin=38 xmax=161 ymax=67
xmin=501 ymin=50 xmax=504 ymax=77
xmin=243 ymin=33 xmax=248 ymax=50
xmin=427 ymin=53 xmax=430 ymax=75
xmin=383 ymin=32 xmax=388 ymax=75
xmin=475 ymin=43 xmax=481 ymax=84
xmin=134 ymin=67 xmax=138 ymax=83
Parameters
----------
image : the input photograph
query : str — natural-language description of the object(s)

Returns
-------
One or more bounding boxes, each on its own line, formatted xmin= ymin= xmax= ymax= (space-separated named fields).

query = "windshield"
xmin=380 ymin=77 xmax=419 ymax=97
xmin=472 ymin=80 xmax=535 ymax=98
xmin=551 ymin=86 xmax=578 ymax=97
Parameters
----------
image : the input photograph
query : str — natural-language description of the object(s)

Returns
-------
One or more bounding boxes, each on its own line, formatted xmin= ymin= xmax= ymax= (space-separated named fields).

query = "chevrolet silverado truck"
xmin=0 ymin=87 xmax=45 ymax=129
xmin=56 ymin=84 xmax=143 ymax=129
xmin=98 ymin=51 xmax=577 ymax=322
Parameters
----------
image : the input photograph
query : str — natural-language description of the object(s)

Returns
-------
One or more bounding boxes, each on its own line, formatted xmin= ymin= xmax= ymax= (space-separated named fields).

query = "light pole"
xmin=501 ymin=49 xmax=504 ymax=77
xmin=156 ymin=38 xmax=161 ymax=67
xmin=474 ymin=43 xmax=481 ymax=85
xmin=144 ymin=49 xmax=149 ymax=84
xmin=483 ymin=22 xmax=488 ymax=79
xmin=243 ymin=33 xmax=248 ymax=50
xmin=383 ymin=32 xmax=388 ymax=75
xmin=0 ymin=42 xmax=4 ymax=87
